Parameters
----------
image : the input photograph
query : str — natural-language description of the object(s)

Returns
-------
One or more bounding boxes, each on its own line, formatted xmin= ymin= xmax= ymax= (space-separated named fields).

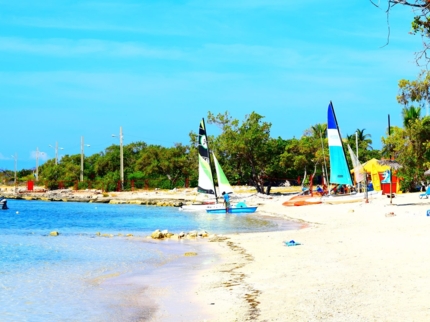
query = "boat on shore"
xmin=282 ymin=194 xmax=322 ymax=206
xmin=0 ymin=196 xmax=8 ymax=210
xmin=180 ymin=118 xmax=257 ymax=213
xmin=206 ymin=206 xmax=258 ymax=214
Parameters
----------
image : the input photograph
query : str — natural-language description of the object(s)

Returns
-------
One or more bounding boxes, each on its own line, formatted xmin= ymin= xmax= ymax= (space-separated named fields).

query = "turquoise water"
xmin=0 ymin=199 xmax=297 ymax=321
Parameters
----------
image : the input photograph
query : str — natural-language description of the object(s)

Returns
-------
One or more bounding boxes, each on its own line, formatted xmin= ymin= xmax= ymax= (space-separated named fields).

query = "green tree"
xmin=207 ymin=111 xmax=274 ymax=193
xmin=345 ymin=128 xmax=379 ymax=163
xmin=382 ymin=115 xmax=430 ymax=191
xmin=280 ymin=124 xmax=328 ymax=186
xmin=398 ymin=72 xmax=430 ymax=109
xmin=402 ymin=106 xmax=422 ymax=128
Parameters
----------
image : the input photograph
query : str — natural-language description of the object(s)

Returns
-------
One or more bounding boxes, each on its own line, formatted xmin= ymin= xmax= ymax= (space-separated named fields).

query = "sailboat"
xmin=0 ymin=196 xmax=8 ymax=210
xmin=321 ymin=101 xmax=378 ymax=204
xmin=181 ymin=119 xmax=257 ymax=213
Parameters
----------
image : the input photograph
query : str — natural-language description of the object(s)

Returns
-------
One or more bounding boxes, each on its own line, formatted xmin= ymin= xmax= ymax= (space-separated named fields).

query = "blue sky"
xmin=0 ymin=0 xmax=424 ymax=170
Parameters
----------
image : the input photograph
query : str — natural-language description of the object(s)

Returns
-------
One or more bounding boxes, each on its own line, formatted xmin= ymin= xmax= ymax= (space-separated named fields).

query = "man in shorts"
xmin=222 ymin=191 xmax=230 ymax=213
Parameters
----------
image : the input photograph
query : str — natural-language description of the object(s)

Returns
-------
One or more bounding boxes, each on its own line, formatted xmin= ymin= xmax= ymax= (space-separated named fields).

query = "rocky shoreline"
xmin=0 ymin=188 xmax=195 ymax=207
xmin=0 ymin=186 xmax=266 ymax=208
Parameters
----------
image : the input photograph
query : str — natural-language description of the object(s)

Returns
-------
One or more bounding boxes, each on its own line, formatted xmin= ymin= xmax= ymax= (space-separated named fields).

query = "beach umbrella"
xmin=377 ymin=159 xmax=402 ymax=204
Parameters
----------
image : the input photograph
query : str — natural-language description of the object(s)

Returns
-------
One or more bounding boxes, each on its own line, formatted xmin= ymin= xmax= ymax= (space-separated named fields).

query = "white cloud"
xmin=0 ymin=37 xmax=185 ymax=59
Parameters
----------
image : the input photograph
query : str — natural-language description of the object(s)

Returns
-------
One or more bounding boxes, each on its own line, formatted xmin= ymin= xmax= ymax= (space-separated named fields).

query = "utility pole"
xmin=112 ymin=127 xmax=124 ymax=190
xmin=55 ymin=141 xmax=59 ymax=165
xmin=11 ymin=153 xmax=17 ymax=185
xmin=80 ymin=136 xmax=90 ymax=182
xmin=120 ymin=126 xmax=124 ymax=190
xmin=35 ymin=148 xmax=46 ymax=182
xmin=49 ymin=142 xmax=63 ymax=165
xmin=36 ymin=147 xmax=40 ymax=182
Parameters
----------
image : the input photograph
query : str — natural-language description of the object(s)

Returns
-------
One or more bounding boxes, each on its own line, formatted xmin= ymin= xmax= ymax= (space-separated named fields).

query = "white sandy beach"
xmin=172 ymin=191 xmax=430 ymax=322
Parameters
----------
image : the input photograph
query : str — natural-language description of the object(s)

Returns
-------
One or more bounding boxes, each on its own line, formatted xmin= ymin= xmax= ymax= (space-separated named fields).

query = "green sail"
xmin=212 ymin=153 xmax=233 ymax=195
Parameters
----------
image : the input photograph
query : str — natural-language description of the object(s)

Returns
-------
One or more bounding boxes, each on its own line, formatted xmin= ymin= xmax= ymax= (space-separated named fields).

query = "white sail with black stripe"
xmin=197 ymin=119 xmax=216 ymax=195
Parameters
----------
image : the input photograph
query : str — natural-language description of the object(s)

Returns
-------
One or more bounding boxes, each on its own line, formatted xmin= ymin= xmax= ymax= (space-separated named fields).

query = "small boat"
xmin=0 ymin=196 xmax=8 ymax=210
xmin=180 ymin=118 xmax=257 ymax=214
xmin=283 ymin=194 xmax=322 ymax=206
xmin=206 ymin=206 xmax=258 ymax=214
xmin=180 ymin=203 xmax=215 ymax=211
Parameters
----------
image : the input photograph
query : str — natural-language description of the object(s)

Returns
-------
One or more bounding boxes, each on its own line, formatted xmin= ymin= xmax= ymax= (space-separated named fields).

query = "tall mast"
xmin=202 ymin=118 xmax=219 ymax=203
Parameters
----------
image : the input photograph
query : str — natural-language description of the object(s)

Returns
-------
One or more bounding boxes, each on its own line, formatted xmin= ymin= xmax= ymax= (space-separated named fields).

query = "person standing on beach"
xmin=222 ymin=191 xmax=230 ymax=213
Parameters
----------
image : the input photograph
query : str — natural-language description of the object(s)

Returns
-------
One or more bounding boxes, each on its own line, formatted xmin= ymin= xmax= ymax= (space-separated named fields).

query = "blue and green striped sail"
xmin=327 ymin=102 xmax=353 ymax=186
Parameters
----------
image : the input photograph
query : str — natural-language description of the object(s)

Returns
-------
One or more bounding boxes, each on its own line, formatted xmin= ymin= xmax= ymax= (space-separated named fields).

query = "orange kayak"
xmin=282 ymin=195 xmax=322 ymax=206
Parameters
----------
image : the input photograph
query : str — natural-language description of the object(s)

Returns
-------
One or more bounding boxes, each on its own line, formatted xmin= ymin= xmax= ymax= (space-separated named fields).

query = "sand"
xmin=185 ymin=191 xmax=430 ymax=321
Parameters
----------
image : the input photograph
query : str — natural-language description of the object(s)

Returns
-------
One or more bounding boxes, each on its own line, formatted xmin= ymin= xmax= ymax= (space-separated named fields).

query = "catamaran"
xmin=180 ymin=118 xmax=257 ymax=213
xmin=321 ymin=101 xmax=378 ymax=204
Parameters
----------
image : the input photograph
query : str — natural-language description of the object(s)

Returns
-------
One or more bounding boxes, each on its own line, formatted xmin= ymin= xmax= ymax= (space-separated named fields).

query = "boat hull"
xmin=283 ymin=195 xmax=322 ymax=207
xmin=0 ymin=198 xmax=8 ymax=210
xmin=206 ymin=206 xmax=258 ymax=214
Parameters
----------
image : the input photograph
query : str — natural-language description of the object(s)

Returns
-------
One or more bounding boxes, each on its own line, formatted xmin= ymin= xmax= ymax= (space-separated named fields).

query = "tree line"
xmin=0 ymin=105 xmax=426 ymax=193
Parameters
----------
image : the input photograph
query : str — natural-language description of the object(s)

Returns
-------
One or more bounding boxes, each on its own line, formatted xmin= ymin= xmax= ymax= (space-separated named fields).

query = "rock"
xmin=165 ymin=233 xmax=174 ymax=238
xmin=161 ymin=229 xmax=169 ymax=234
xmin=151 ymin=229 xmax=165 ymax=239
xmin=49 ymin=231 xmax=59 ymax=236
xmin=188 ymin=230 xmax=198 ymax=238
xmin=198 ymin=230 xmax=208 ymax=237
xmin=184 ymin=252 xmax=197 ymax=256
xmin=96 ymin=232 xmax=101 ymax=236
xmin=126 ymin=234 xmax=134 ymax=237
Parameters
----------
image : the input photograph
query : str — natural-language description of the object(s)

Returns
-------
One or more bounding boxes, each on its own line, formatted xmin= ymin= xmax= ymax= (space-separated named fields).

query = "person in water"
xmin=222 ymin=191 xmax=230 ymax=213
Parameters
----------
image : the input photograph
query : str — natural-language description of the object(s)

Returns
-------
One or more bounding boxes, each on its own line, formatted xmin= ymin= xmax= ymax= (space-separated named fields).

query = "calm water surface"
xmin=0 ymin=199 xmax=298 ymax=321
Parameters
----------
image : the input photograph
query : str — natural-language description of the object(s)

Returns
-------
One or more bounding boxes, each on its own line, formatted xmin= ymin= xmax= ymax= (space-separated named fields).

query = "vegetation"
xmin=3 ymin=100 xmax=430 ymax=193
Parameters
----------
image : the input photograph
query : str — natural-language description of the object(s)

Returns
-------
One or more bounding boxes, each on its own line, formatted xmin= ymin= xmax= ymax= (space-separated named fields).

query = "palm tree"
xmin=346 ymin=128 xmax=373 ymax=151
xmin=310 ymin=123 xmax=327 ymax=139
xmin=402 ymin=106 xmax=422 ymax=128
xmin=355 ymin=128 xmax=373 ymax=150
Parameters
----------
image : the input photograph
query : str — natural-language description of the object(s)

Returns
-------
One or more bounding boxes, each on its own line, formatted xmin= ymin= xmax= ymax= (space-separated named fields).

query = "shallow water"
xmin=0 ymin=199 xmax=299 ymax=321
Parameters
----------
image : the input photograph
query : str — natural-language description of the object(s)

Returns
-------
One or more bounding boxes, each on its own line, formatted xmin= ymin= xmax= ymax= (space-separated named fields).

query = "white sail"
xmin=197 ymin=119 xmax=216 ymax=195
xmin=347 ymin=144 xmax=364 ymax=183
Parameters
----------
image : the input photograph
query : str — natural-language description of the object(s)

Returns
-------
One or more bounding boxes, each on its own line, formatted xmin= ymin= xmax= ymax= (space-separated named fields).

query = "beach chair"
xmin=419 ymin=186 xmax=430 ymax=199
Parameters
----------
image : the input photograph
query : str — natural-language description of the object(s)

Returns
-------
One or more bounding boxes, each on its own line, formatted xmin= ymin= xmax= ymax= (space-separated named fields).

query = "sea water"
xmin=0 ymin=199 xmax=299 ymax=321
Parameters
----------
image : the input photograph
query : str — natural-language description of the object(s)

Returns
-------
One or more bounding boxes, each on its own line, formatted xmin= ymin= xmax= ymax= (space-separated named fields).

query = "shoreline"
xmin=6 ymin=186 xmax=430 ymax=320
xmin=137 ymin=190 xmax=430 ymax=321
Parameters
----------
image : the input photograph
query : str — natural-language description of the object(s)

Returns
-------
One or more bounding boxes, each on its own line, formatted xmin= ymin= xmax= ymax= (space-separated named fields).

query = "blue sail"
xmin=327 ymin=102 xmax=353 ymax=186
